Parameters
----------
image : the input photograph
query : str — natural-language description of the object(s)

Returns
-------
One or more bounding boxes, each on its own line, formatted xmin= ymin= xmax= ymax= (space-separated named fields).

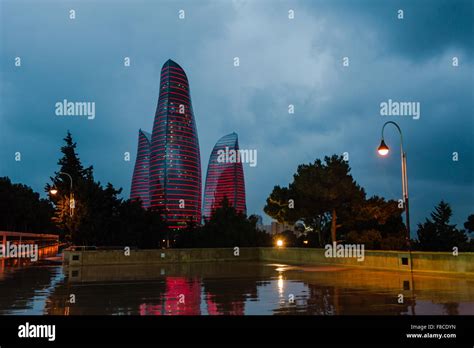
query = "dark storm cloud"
xmin=301 ymin=0 xmax=473 ymax=60
xmin=0 ymin=0 xmax=472 ymax=232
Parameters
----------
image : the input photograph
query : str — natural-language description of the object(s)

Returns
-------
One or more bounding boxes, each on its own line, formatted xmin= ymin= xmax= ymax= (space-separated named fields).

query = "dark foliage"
xmin=0 ymin=177 xmax=57 ymax=234
xmin=175 ymin=197 xmax=271 ymax=248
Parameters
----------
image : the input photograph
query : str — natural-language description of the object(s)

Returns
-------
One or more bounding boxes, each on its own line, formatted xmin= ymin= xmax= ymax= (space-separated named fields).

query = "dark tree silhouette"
xmin=416 ymin=201 xmax=468 ymax=251
xmin=45 ymin=131 xmax=94 ymax=241
xmin=464 ymin=214 xmax=474 ymax=233
xmin=175 ymin=197 xmax=271 ymax=248
xmin=0 ymin=177 xmax=57 ymax=234
xmin=46 ymin=131 xmax=166 ymax=246
xmin=265 ymin=155 xmax=365 ymax=244
xmin=343 ymin=196 xmax=406 ymax=250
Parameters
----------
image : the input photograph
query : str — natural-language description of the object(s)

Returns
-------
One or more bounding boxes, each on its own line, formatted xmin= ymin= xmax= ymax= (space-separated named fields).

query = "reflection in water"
xmin=139 ymin=277 xmax=202 ymax=315
xmin=0 ymin=259 xmax=473 ymax=315
xmin=0 ymin=245 xmax=62 ymax=315
xmin=0 ymin=244 xmax=59 ymax=279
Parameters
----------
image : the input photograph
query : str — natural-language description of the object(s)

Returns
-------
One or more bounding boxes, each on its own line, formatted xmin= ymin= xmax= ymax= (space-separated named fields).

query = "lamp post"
xmin=50 ymin=171 xmax=74 ymax=217
xmin=377 ymin=121 xmax=411 ymax=251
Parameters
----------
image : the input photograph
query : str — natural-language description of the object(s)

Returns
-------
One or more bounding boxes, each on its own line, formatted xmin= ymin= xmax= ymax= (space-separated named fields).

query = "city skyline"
xmin=0 ymin=0 xmax=472 ymax=231
xmin=130 ymin=60 xmax=247 ymax=225
xmin=0 ymin=2 xmax=473 ymax=340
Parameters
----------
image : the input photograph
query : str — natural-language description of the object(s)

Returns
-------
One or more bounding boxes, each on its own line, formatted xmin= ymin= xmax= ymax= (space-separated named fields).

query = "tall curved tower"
xmin=149 ymin=59 xmax=202 ymax=229
xmin=130 ymin=129 xmax=151 ymax=208
xmin=203 ymin=132 xmax=246 ymax=219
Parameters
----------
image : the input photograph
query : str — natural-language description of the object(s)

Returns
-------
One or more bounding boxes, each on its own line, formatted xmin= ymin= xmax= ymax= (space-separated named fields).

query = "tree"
xmin=175 ymin=197 xmax=271 ymax=248
xmin=464 ymin=214 xmax=474 ymax=233
xmin=111 ymin=199 xmax=167 ymax=248
xmin=342 ymin=196 xmax=406 ymax=250
xmin=346 ymin=229 xmax=382 ymax=250
xmin=464 ymin=214 xmax=474 ymax=251
xmin=45 ymin=131 xmax=94 ymax=241
xmin=46 ymin=131 xmax=167 ymax=246
xmin=416 ymin=201 xmax=468 ymax=251
xmin=0 ymin=177 xmax=57 ymax=234
xmin=264 ymin=155 xmax=365 ymax=244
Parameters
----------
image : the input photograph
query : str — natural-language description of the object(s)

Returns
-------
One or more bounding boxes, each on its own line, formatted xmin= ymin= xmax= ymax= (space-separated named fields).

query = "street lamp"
xmin=377 ymin=121 xmax=411 ymax=251
xmin=377 ymin=140 xmax=389 ymax=156
xmin=51 ymin=172 xmax=75 ymax=217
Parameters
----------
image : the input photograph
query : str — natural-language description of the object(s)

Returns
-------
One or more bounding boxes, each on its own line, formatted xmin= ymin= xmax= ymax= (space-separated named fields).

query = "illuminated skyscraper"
xmin=203 ymin=132 xmax=246 ymax=219
xmin=130 ymin=129 xmax=151 ymax=209
xmin=149 ymin=59 xmax=202 ymax=228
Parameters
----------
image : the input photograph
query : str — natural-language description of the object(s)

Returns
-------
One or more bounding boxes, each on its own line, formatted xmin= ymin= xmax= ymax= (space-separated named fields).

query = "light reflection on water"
xmin=0 ymin=259 xmax=473 ymax=315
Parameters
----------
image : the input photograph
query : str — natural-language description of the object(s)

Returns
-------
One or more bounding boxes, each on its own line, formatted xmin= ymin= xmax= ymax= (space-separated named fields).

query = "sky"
xmin=0 ymin=0 xmax=473 ymax=234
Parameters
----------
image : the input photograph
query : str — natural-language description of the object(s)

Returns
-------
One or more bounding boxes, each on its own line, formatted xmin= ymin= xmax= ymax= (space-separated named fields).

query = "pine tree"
xmin=47 ymin=131 xmax=166 ymax=247
xmin=464 ymin=214 xmax=474 ymax=233
xmin=417 ymin=201 xmax=468 ymax=251
xmin=45 ymin=131 xmax=93 ymax=241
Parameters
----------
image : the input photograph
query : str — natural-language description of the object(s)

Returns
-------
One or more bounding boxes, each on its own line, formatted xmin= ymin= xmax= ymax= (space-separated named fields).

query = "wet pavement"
xmin=1 ymin=258 xmax=473 ymax=315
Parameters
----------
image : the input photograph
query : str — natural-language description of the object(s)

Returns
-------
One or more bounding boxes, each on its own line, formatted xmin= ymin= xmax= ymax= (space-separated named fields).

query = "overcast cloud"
xmin=1 ymin=0 xmax=472 ymax=233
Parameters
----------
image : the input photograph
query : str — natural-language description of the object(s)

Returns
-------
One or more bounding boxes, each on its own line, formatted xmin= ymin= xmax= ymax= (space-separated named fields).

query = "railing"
xmin=0 ymin=231 xmax=59 ymax=240
xmin=0 ymin=231 xmax=60 ymax=258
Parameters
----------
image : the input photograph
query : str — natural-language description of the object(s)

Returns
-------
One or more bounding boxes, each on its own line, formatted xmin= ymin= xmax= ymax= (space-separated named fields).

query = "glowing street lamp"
xmin=50 ymin=189 xmax=58 ymax=195
xmin=276 ymin=239 xmax=284 ymax=248
xmin=377 ymin=121 xmax=411 ymax=252
xmin=377 ymin=139 xmax=390 ymax=156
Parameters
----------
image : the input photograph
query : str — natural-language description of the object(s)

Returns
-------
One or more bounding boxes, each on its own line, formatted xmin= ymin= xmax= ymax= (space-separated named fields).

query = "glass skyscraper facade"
xmin=130 ymin=60 xmax=248 ymax=228
xmin=203 ymin=132 xmax=246 ymax=219
xmin=149 ymin=59 xmax=202 ymax=229
xmin=130 ymin=129 xmax=151 ymax=209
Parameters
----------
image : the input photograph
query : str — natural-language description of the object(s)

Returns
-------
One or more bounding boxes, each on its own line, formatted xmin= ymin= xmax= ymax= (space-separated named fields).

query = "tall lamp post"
xmin=50 ymin=171 xmax=74 ymax=217
xmin=377 ymin=121 xmax=411 ymax=251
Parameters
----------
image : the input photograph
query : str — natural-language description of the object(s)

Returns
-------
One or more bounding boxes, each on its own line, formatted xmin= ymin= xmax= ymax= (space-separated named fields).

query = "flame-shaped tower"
xmin=149 ymin=59 xmax=202 ymax=228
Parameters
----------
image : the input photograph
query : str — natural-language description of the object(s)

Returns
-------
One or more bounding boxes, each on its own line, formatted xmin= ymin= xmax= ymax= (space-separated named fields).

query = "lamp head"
xmin=50 ymin=189 xmax=58 ymax=195
xmin=377 ymin=139 xmax=390 ymax=156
